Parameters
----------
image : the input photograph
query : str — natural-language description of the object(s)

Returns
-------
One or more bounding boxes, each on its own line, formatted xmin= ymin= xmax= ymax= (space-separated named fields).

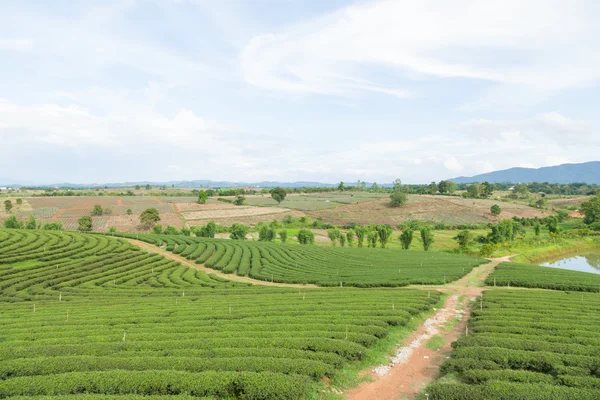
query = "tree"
xmin=490 ymin=204 xmax=502 ymax=217
xmin=78 ymin=216 xmax=93 ymax=232
xmin=43 ymin=222 xmax=63 ymax=230
xmin=196 ymin=221 xmax=216 ymax=238
xmin=152 ymin=224 xmax=163 ymax=234
xmin=328 ymin=228 xmax=341 ymax=246
xmin=399 ymin=229 xmax=414 ymax=250
xmin=145 ymin=184 xmax=151 ymax=190
xmin=91 ymin=205 xmax=103 ymax=216
xmin=140 ymin=208 xmax=161 ymax=227
xmin=233 ymin=195 xmax=245 ymax=206
xmin=580 ymin=194 xmax=600 ymax=224
xmin=259 ymin=225 xmax=275 ymax=241
xmin=390 ymin=190 xmax=407 ymax=207
xmin=283 ymin=214 xmax=293 ymax=225
xmin=180 ymin=227 xmax=191 ymax=236
xmin=534 ymin=198 xmax=548 ymax=209
xmin=279 ymin=229 xmax=288 ymax=243
xmin=533 ymin=222 xmax=541 ymax=236
xmin=346 ymin=230 xmax=354 ymax=247
xmin=438 ymin=180 xmax=458 ymax=195
xmin=339 ymin=234 xmax=346 ymax=247
xmin=197 ymin=190 xmax=208 ymax=204
xmin=103 ymin=207 xmax=112 ymax=215
xmin=466 ymin=183 xmax=483 ymax=198
xmin=4 ymin=200 xmax=12 ymax=212
xmin=164 ymin=225 xmax=179 ymax=235
xmin=454 ymin=230 xmax=472 ymax=250
xmin=337 ymin=181 xmax=345 ymax=191
xmin=428 ymin=182 xmax=438 ymax=194
xmin=482 ymin=182 xmax=494 ymax=198
xmin=420 ymin=227 xmax=434 ymax=251
xmin=547 ymin=217 xmax=560 ymax=235
xmin=297 ymin=229 xmax=315 ymax=245
xmin=230 ymin=223 xmax=249 ymax=240
xmin=367 ymin=231 xmax=378 ymax=248
xmin=354 ymin=226 xmax=366 ymax=247
xmin=108 ymin=226 xmax=117 ymax=234
xmin=376 ymin=224 xmax=393 ymax=248
xmin=126 ymin=209 xmax=133 ymax=216
xmin=513 ymin=184 xmax=529 ymax=198
xmin=26 ymin=215 xmax=37 ymax=230
xmin=135 ymin=185 xmax=141 ymax=190
xmin=488 ymin=219 xmax=514 ymax=244
xmin=270 ymin=187 xmax=287 ymax=204
xmin=3 ymin=215 xmax=23 ymax=229
xmin=16 ymin=198 xmax=22 ymax=206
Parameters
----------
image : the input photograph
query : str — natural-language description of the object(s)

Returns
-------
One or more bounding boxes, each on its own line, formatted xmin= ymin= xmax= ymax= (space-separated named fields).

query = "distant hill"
xmin=451 ymin=161 xmax=600 ymax=184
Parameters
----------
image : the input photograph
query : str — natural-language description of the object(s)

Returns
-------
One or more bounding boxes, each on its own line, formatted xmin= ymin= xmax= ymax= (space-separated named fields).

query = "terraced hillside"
xmin=113 ymin=233 xmax=487 ymax=287
xmin=0 ymin=229 xmax=441 ymax=399
xmin=429 ymin=290 xmax=600 ymax=399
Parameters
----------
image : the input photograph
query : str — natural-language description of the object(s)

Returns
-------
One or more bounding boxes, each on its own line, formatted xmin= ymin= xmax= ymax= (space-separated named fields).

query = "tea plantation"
xmin=114 ymin=233 xmax=486 ymax=287
xmin=429 ymin=290 xmax=600 ymax=399
xmin=0 ymin=229 xmax=441 ymax=399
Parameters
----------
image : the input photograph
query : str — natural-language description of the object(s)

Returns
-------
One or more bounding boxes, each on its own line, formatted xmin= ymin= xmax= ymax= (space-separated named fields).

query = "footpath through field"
xmin=127 ymin=239 xmax=320 ymax=288
xmin=345 ymin=256 xmax=512 ymax=400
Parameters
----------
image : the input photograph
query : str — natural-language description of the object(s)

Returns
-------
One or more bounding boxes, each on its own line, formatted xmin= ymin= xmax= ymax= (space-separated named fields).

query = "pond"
xmin=539 ymin=250 xmax=600 ymax=275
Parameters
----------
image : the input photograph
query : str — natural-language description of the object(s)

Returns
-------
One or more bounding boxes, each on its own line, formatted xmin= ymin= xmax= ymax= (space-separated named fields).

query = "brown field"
xmin=305 ymin=194 xmax=551 ymax=226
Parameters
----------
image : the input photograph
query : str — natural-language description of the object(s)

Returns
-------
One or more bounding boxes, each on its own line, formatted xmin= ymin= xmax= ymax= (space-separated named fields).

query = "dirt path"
xmin=127 ymin=239 xmax=319 ymax=289
xmin=346 ymin=256 xmax=511 ymax=400
xmin=117 ymin=197 xmax=124 ymax=206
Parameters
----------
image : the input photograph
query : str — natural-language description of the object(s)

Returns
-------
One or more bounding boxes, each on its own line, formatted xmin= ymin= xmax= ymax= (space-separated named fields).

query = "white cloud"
xmin=0 ymin=38 xmax=33 ymax=51
xmin=444 ymin=157 xmax=464 ymax=172
xmin=241 ymin=0 xmax=600 ymax=99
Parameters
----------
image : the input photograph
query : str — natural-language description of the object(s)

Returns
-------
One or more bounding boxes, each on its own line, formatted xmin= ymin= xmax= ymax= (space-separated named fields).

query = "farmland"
xmin=0 ymin=228 xmax=442 ymax=399
xmin=113 ymin=233 xmax=487 ymax=287
xmin=485 ymin=262 xmax=600 ymax=292
xmin=429 ymin=290 xmax=600 ymax=399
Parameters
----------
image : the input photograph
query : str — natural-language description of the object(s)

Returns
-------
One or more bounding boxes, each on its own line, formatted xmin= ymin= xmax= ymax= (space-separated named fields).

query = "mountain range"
xmin=451 ymin=161 xmax=600 ymax=185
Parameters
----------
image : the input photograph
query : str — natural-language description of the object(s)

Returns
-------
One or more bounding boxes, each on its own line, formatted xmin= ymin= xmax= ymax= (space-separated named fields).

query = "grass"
xmin=426 ymin=335 xmax=445 ymax=351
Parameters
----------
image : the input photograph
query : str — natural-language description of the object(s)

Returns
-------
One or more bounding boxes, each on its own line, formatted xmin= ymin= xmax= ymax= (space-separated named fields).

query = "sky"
xmin=0 ymin=0 xmax=599 ymax=185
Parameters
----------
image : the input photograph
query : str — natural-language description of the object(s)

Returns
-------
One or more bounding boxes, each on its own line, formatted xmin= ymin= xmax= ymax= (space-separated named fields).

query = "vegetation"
xmin=420 ymin=227 xmax=434 ymax=251
xmin=485 ymin=262 xmax=600 ymax=292
xmin=140 ymin=208 xmax=161 ymax=227
xmin=0 ymin=228 xmax=441 ymax=399
xmin=580 ymin=194 xmax=600 ymax=224
xmin=197 ymin=189 xmax=208 ymax=204
xmin=297 ymin=229 xmax=315 ymax=245
xmin=389 ymin=179 xmax=407 ymax=207
xmin=229 ymin=223 xmax=249 ymax=240
xmin=4 ymin=199 xmax=12 ymax=212
xmin=399 ymin=229 xmax=414 ymax=250
xmin=232 ymin=195 xmax=245 ymax=206
xmin=270 ymin=187 xmax=287 ymax=204
xmin=430 ymin=290 xmax=600 ymax=399
xmin=91 ymin=204 xmax=103 ymax=216
xmin=78 ymin=216 xmax=93 ymax=232
xmin=490 ymin=204 xmax=501 ymax=217
xmin=111 ymin=232 xmax=486 ymax=287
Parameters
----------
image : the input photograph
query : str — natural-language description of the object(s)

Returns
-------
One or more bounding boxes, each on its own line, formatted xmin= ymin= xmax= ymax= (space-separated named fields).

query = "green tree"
xmin=196 ymin=221 xmax=216 ymax=238
xmin=390 ymin=190 xmax=407 ymax=207
xmin=91 ymin=205 xmax=103 ymax=216
xmin=135 ymin=185 xmax=141 ymax=190
xmin=164 ymin=225 xmax=179 ymax=235
xmin=3 ymin=215 xmax=23 ymax=229
xmin=25 ymin=215 xmax=37 ymax=230
xmin=230 ymin=223 xmax=249 ymax=240
xmin=259 ymin=224 xmax=275 ymax=241
xmin=580 ymin=194 xmax=600 ymax=224
xmin=376 ymin=224 xmax=393 ymax=248
xmin=367 ymin=231 xmax=378 ymax=248
xmin=513 ymin=184 xmax=529 ymax=198
xmin=428 ymin=182 xmax=438 ymax=194
xmin=270 ymin=187 xmax=287 ymax=204
xmin=42 ymin=222 xmax=63 ymax=230
xmin=152 ymin=224 xmax=163 ymax=234
xmin=297 ymin=229 xmax=315 ymax=244
xmin=420 ymin=227 xmax=434 ymax=251
xmin=354 ymin=226 xmax=366 ymax=247
xmin=145 ymin=184 xmax=151 ymax=190
xmin=180 ymin=227 xmax=191 ymax=236
xmin=337 ymin=181 xmax=345 ymax=191
xmin=328 ymin=228 xmax=340 ymax=246
xmin=283 ymin=214 xmax=293 ymax=225
xmin=533 ymin=222 xmax=541 ymax=236
xmin=279 ymin=229 xmax=288 ymax=243
xmin=233 ymin=195 xmax=245 ymax=206
xmin=4 ymin=200 xmax=12 ymax=212
xmin=547 ymin=217 xmax=561 ymax=235
xmin=488 ymin=219 xmax=514 ymax=244
xmin=466 ymin=183 xmax=483 ymax=198
xmin=197 ymin=190 xmax=208 ymax=204
xmin=78 ymin=216 xmax=93 ymax=232
xmin=399 ymin=228 xmax=414 ymax=250
xmin=126 ymin=209 xmax=133 ymax=215
xmin=490 ymin=204 xmax=502 ymax=217
xmin=438 ymin=180 xmax=458 ymax=195
xmin=339 ymin=234 xmax=346 ymax=247
xmin=108 ymin=226 xmax=117 ymax=234
xmin=482 ymin=181 xmax=494 ymax=198
xmin=454 ymin=230 xmax=472 ymax=249
xmin=16 ymin=198 xmax=22 ymax=206
xmin=346 ymin=229 xmax=354 ymax=247
xmin=140 ymin=208 xmax=161 ymax=227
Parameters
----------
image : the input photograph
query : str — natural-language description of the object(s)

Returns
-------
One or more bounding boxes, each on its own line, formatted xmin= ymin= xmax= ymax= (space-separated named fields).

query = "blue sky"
xmin=0 ymin=0 xmax=599 ymax=184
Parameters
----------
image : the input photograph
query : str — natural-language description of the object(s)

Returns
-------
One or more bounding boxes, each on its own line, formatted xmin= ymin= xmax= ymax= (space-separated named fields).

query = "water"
xmin=539 ymin=250 xmax=600 ymax=274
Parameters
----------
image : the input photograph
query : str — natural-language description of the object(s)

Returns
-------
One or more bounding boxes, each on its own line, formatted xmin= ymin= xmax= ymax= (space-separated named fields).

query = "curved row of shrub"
xmin=116 ymin=232 xmax=486 ymax=287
